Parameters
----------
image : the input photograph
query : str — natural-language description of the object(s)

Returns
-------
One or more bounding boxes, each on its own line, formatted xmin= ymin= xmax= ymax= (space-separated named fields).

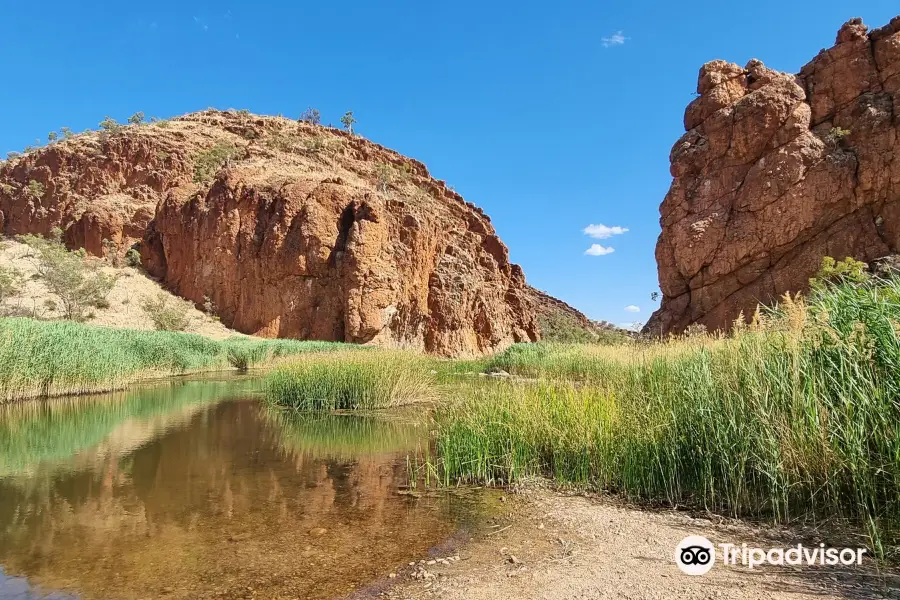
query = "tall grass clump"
xmin=434 ymin=275 xmax=900 ymax=555
xmin=0 ymin=317 xmax=347 ymax=401
xmin=266 ymin=351 xmax=437 ymax=410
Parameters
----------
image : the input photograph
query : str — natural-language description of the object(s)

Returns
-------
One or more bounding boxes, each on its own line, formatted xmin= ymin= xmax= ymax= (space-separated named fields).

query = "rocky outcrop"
xmin=0 ymin=111 xmax=537 ymax=356
xmin=647 ymin=16 xmax=900 ymax=335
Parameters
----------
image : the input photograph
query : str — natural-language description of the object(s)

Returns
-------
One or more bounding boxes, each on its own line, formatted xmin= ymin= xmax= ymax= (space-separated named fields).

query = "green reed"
xmin=0 ymin=317 xmax=346 ymax=401
xmin=265 ymin=351 xmax=438 ymax=410
xmin=434 ymin=277 xmax=900 ymax=555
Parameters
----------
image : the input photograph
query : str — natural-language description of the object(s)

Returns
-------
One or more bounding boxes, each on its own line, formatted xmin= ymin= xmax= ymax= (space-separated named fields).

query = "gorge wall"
xmin=647 ymin=16 xmax=900 ymax=335
xmin=0 ymin=111 xmax=538 ymax=356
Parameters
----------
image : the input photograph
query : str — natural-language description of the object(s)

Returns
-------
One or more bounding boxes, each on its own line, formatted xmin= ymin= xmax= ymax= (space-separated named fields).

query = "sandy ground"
xmin=0 ymin=238 xmax=237 ymax=339
xmin=377 ymin=486 xmax=900 ymax=600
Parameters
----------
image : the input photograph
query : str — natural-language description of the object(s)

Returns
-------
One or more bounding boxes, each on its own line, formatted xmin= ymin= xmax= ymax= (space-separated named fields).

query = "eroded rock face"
xmin=647 ymin=16 xmax=900 ymax=335
xmin=0 ymin=111 xmax=537 ymax=355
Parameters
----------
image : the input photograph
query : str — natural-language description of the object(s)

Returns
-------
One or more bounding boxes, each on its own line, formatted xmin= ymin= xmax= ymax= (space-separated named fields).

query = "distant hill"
xmin=526 ymin=286 xmax=630 ymax=343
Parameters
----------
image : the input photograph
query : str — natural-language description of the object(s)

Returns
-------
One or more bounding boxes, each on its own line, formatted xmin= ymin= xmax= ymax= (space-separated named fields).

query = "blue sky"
xmin=2 ymin=2 xmax=898 ymax=326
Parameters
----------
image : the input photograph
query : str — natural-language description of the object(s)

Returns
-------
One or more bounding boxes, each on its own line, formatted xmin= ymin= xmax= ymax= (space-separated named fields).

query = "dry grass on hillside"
xmin=0 ymin=238 xmax=237 ymax=339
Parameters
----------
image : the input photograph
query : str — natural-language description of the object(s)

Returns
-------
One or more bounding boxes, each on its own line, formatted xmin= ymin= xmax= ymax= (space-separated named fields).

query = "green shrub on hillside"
xmin=0 ymin=266 xmax=22 ymax=305
xmin=98 ymin=116 xmax=122 ymax=134
xmin=140 ymin=292 xmax=193 ymax=332
xmin=19 ymin=231 xmax=116 ymax=321
xmin=299 ymin=107 xmax=321 ymax=124
xmin=125 ymin=248 xmax=141 ymax=268
xmin=26 ymin=180 xmax=44 ymax=199
xmin=193 ymin=142 xmax=240 ymax=183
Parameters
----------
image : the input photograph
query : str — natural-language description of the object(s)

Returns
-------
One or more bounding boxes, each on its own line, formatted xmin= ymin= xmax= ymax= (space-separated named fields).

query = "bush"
xmin=125 ymin=248 xmax=141 ymax=267
xmin=0 ymin=266 xmax=22 ymax=305
xmin=811 ymin=256 xmax=869 ymax=287
xmin=340 ymin=111 xmax=356 ymax=133
xmin=825 ymin=126 xmax=852 ymax=149
xmin=265 ymin=132 xmax=296 ymax=152
xmin=18 ymin=232 xmax=116 ymax=321
xmin=101 ymin=238 xmax=120 ymax=267
xmin=299 ymin=107 xmax=321 ymax=124
xmin=127 ymin=112 xmax=145 ymax=125
xmin=140 ymin=292 xmax=193 ymax=331
xmin=98 ymin=116 xmax=122 ymax=133
xmin=374 ymin=163 xmax=394 ymax=192
xmin=193 ymin=142 xmax=241 ymax=183
xmin=26 ymin=180 xmax=44 ymax=199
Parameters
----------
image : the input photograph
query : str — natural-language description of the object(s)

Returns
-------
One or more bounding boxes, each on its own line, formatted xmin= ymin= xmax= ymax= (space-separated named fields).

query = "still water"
xmin=0 ymin=377 xmax=495 ymax=600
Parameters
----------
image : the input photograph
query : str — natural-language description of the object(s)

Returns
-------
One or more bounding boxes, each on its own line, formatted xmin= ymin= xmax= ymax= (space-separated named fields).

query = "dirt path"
xmin=377 ymin=487 xmax=900 ymax=600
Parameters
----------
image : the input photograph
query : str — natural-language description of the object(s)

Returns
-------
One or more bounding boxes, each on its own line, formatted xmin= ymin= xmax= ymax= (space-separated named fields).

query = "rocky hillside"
xmin=0 ymin=111 xmax=538 ymax=356
xmin=647 ymin=16 xmax=900 ymax=335
xmin=525 ymin=286 xmax=628 ymax=342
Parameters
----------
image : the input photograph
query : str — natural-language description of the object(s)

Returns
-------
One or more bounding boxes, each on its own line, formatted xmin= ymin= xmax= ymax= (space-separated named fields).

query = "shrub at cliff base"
xmin=265 ymin=351 xmax=438 ymax=410
xmin=0 ymin=318 xmax=345 ymax=401
xmin=434 ymin=276 xmax=900 ymax=555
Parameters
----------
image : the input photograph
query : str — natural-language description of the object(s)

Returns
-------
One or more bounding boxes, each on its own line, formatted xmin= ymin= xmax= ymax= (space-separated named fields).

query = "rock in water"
xmin=0 ymin=110 xmax=538 ymax=356
xmin=647 ymin=16 xmax=900 ymax=336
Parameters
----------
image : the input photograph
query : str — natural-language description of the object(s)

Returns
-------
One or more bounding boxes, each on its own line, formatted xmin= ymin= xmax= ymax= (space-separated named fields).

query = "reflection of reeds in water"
xmin=265 ymin=408 xmax=428 ymax=462
xmin=0 ymin=378 xmax=259 ymax=476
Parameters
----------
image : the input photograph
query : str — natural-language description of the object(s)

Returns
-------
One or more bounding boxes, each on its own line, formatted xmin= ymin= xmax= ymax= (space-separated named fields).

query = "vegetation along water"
xmin=1 ymin=260 xmax=899 ymax=599
xmin=260 ymin=271 xmax=900 ymax=557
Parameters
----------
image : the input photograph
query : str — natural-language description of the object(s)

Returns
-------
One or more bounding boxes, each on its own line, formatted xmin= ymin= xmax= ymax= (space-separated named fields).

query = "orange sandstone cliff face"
xmin=0 ymin=111 xmax=537 ymax=355
xmin=647 ymin=16 xmax=900 ymax=335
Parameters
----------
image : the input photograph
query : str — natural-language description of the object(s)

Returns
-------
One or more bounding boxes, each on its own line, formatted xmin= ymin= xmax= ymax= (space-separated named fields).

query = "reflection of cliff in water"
xmin=0 ymin=396 xmax=489 ymax=600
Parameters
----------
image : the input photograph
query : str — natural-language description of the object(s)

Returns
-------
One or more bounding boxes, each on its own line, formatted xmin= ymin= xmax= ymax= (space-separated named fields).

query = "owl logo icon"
xmin=675 ymin=536 xmax=716 ymax=575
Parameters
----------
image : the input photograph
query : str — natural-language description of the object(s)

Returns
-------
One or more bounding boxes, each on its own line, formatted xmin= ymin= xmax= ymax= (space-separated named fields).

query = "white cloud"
xmin=602 ymin=31 xmax=627 ymax=47
xmin=584 ymin=224 xmax=629 ymax=239
xmin=624 ymin=305 xmax=640 ymax=313
xmin=585 ymin=244 xmax=615 ymax=256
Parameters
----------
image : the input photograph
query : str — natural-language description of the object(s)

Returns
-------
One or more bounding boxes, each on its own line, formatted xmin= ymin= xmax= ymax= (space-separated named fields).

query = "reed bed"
xmin=434 ymin=277 xmax=900 ymax=555
xmin=0 ymin=317 xmax=346 ymax=401
xmin=265 ymin=351 xmax=438 ymax=410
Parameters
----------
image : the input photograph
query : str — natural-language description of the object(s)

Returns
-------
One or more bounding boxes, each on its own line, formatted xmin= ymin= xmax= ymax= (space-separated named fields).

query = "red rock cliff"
xmin=647 ymin=16 xmax=900 ymax=335
xmin=0 ymin=111 xmax=537 ymax=355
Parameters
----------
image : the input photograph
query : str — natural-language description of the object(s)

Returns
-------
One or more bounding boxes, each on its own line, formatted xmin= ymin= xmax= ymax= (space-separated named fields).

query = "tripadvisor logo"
xmin=674 ymin=536 xmax=868 ymax=575
xmin=675 ymin=535 xmax=716 ymax=575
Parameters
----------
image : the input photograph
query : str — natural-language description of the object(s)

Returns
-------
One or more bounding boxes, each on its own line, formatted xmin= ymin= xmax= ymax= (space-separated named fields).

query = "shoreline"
xmin=377 ymin=484 xmax=900 ymax=600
